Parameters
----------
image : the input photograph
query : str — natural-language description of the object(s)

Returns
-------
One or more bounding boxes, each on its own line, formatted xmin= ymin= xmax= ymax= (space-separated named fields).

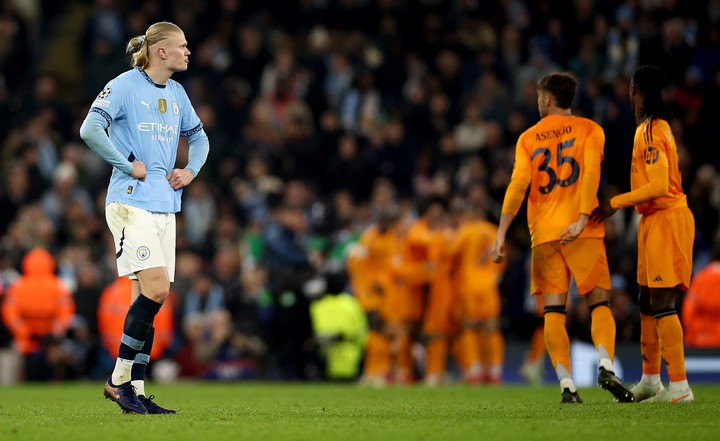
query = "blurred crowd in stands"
xmin=1 ymin=0 xmax=719 ymax=384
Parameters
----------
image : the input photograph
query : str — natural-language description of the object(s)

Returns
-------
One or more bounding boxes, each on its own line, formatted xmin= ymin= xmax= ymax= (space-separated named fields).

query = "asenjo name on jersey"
xmin=535 ymin=125 xmax=573 ymax=141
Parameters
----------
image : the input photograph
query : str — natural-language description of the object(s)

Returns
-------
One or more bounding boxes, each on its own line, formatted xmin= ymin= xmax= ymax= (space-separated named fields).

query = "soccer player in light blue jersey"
xmin=80 ymin=21 xmax=209 ymax=415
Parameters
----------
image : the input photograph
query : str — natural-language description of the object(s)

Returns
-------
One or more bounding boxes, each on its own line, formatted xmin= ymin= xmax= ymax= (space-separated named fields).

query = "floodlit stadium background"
xmin=0 ymin=0 xmax=719 ymax=385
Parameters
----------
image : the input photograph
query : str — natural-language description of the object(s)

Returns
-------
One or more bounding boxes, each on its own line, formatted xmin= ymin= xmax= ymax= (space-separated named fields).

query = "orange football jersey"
xmin=506 ymin=114 xmax=605 ymax=246
xmin=630 ymin=117 xmax=687 ymax=216
xmin=352 ymin=225 xmax=402 ymax=311
xmin=448 ymin=220 xmax=504 ymax=293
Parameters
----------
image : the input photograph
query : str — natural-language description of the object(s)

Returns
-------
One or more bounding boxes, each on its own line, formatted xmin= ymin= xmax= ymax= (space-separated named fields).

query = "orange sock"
xmin=485 ymin=330 xmax=504 ymax=382
xmin=394 ymin=333 xmax=413 ymax=380
xmin=425 ymin=336 xmax=448 ymax=377
xmin=376 ymin=335 xmax=390 ymax=378
xmin=459 ymin=329 xmax=480 ymax=371
xmin=363 ymin=331 xmax=378 ymax=377
xmin=365 ymin=331 xmax=391 ymax=377
xmin=640 ymin=313 xmax=661 ymax=375
xmin=656 ymin=313 xmax=687 ymax=382
xmin=488 ymin=330 xmax=504 ymax=368
xmin=527 ymin=325 xmax=546 ymax=363
xmin=544 ymin=312 xmax=571 ymax=380
xmin=590 ymin=304 xmax=616 ymax=364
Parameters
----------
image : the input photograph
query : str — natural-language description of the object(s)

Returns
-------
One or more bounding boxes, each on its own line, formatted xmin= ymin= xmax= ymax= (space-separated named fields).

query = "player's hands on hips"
xmin=167 ymin=168 xmax=194 ymax=190
xmin=130 ymin=161 xmax=147 ymax=181
xmin=491 ymin=236 xmax=506 ymax=264
xmin=589 ymin=199 xmax=617 ymax=224
xmin=560 ymin=214 xmax=588 ymax=245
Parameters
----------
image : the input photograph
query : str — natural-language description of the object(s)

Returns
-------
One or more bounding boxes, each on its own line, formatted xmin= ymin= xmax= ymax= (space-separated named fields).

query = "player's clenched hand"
xmin=491 ymin=236 xmax=506 ymax=264
xmin=130 ymin=161 xmax=147 ymax=181
xmin=560 ymin=214 xmax=588 ymax=245
xmin=167 ymin=168 xmax=194 ymax=190
xmin=589 ymin=199 xmax=617 ymax=224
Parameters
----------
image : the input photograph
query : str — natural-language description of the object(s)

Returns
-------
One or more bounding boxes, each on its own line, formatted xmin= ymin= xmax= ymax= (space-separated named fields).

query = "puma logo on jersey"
xmin=141 ymin=101 xmax=151 ymax=112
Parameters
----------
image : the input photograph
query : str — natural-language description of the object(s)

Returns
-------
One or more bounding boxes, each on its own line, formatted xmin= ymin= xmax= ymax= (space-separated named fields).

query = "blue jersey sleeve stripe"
xmin=89 ymin=107 xmax=112 ymax=128
xmin=180 ymin=123 xmax=203 ymax=138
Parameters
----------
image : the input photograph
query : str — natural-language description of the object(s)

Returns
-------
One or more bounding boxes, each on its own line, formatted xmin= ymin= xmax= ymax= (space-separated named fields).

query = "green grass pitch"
xmin=1 ymin=383 xmax=719 ymax=441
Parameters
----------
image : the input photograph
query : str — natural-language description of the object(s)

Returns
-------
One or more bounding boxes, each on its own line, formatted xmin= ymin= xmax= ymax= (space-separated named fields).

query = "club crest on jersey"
xmin=158 ymin=99 xmax=167 ymax=114
xmin=137 ymin=246 xmax=150 ymax=261
xmin=173 ymin=101 xmax=179 ymax=115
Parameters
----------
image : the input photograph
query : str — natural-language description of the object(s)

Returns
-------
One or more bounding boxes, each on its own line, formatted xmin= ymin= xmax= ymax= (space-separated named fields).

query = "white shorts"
xmin=105 ymin=202 xmax=176 ymax=282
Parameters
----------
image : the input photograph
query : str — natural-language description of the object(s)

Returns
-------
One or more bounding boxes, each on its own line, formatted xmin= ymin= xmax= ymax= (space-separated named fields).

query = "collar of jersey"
xmin=136 ymin=67 xmax=167 ymax=89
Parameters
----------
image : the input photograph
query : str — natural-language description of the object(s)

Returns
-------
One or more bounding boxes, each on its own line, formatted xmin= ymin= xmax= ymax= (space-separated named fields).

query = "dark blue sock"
xmin=131 ymin=327 xmax=154 ymax=382
xmin=118 ymin=294 xmax=161 ymax=360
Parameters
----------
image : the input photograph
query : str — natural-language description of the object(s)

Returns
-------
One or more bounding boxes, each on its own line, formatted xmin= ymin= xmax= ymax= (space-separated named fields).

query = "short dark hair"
xmin=537 ymin=72 xmax=577 ymax=109
xmin=632 ymin=65 xmax=672 ymax=120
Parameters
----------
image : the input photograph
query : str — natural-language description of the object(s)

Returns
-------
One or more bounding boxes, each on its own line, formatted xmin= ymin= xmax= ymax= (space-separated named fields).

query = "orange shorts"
xmin=354 ymin=276 xmax=388 ymax=312
xmin=458 ymin=286 xmax=501 ymax=321
xmin=381 ymin=282 xmax=408 ymax=324
xmin=637 ymin=206 xmax=694 ymax=289
xmin=531 ymin=238 xmax=611 ymax=295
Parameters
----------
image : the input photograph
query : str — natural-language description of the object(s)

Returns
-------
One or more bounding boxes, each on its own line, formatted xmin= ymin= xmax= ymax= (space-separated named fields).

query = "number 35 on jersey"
xmin=531 ymin=138 xmax=579 ymax=194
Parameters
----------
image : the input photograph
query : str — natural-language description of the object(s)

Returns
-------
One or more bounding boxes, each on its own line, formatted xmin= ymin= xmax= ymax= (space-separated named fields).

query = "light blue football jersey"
xmin=88 ymin=67 xmax=202 ymax=213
